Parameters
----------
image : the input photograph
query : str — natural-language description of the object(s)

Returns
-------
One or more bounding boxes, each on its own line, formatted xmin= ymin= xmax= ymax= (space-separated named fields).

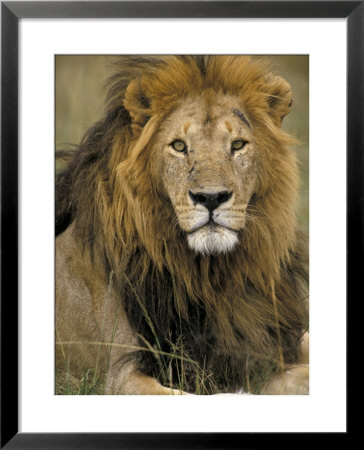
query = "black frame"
xmin=1 ymin=1 xmax=360 ymax=448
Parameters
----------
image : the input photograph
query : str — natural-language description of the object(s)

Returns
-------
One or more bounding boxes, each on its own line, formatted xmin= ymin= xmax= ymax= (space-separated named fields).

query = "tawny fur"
xmin=56 ymin=56 xmax=308 ymax=395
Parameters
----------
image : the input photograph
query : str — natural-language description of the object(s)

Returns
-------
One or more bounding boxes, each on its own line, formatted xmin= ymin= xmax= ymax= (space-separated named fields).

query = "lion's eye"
xmin=171 ymin=140 xmax=187 ymax=153
xmin=231 ymin=140 xmax=248 ymax=152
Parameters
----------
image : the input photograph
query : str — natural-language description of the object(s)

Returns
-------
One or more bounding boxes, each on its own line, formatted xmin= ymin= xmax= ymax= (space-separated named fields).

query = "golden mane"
xmin=56 ymin=56 xmax=308 ymax=393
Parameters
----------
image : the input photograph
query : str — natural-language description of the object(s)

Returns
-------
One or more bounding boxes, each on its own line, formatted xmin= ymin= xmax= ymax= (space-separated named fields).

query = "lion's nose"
xmin=188 ymin=190 xmax=233 ymax=211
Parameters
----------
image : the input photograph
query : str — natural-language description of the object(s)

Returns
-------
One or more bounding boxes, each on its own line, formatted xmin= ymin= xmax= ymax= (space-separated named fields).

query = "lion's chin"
xmin=187 ymin=225 xmax=239 ymax=255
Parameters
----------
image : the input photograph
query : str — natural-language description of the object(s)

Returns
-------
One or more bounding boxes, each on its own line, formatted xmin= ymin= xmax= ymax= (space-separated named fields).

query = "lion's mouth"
xmin=195 ymin=218 xmax=218 ymax=231
xmin=187 ymin=219 xmax=239 ymax=234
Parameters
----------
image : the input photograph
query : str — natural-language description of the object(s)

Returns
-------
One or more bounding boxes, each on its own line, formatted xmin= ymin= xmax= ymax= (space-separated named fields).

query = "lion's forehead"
xmin=162 ymin=95 xmax=252 ymax=147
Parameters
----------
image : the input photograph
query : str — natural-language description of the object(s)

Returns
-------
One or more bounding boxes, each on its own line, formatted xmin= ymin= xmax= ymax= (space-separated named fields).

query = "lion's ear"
xmin=266 ymin=74 xmax=293 ymax=126
xmin=123 ymin=79 xmax=151 ymax=127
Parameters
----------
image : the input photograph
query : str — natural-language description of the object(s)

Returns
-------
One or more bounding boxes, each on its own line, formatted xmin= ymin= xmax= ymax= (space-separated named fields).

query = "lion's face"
xmin=155 ymin=92 xmax=259 ymax=254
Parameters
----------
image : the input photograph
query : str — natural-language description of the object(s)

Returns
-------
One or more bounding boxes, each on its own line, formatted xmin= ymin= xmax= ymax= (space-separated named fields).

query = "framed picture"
xmin=1 ymin=1 xmax=359 ymax=447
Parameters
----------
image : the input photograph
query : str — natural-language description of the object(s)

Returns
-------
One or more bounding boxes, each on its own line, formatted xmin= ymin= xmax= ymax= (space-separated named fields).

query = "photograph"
xmin=55 ymin=55 xmax=309 ymax=396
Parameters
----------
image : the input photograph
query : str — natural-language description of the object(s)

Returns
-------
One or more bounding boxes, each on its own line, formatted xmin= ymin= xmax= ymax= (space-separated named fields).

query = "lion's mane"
xmin=56 ymin=56 xmax=308 ymax=393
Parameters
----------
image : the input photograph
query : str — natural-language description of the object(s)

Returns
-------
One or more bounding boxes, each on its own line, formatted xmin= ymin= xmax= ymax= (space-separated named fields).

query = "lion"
xmin=56 ymin=55 xmax=309 ymax=395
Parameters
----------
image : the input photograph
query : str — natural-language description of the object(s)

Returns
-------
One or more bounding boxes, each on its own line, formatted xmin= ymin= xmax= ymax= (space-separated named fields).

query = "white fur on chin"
xmin=187 ymin=226 xmax=238 ymax=255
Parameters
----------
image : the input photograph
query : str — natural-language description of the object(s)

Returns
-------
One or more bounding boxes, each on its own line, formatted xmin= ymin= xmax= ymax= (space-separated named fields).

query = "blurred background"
xmin=56 ymin=55 xmax=308 ymax=232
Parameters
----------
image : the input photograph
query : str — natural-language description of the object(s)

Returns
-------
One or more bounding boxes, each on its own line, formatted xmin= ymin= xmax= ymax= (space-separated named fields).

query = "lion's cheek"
xmin=233 ymin=155 xmax=260 ymax=200
xmin=162 ymin=163 xmax=189 ymax=207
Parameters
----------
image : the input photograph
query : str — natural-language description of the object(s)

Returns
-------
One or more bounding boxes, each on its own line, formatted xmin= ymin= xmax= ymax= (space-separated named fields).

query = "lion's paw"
xmin=261 ymin=364 xmax=309 ymax=395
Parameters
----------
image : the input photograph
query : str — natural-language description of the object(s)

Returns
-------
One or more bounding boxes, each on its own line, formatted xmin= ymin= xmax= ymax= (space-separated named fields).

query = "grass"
xmin=55 ymin=339 xmax=208 ymax=395
xmin=56 ymin=369 xmax=105 ymax=395
xmin=55 ymin=336 xmax=286 ymax=395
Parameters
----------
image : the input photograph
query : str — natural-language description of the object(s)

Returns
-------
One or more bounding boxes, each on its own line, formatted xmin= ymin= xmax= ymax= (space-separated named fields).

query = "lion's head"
xmin=106 ymin=56 xmax=295 ymax=265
